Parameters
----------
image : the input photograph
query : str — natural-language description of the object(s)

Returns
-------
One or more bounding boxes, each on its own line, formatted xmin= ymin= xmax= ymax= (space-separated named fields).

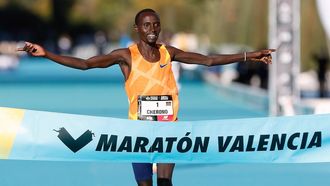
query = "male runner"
xmin=19 ymin=8 xmax=274 ymax=186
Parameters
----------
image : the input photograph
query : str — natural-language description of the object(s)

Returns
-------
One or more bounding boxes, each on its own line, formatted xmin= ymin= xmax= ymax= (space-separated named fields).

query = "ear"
xmin=133 ymin=24 xmax=138 ymax=32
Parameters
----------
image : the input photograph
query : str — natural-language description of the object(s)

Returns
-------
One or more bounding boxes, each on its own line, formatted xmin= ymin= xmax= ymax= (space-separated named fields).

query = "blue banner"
xmin=0 ymin=107 xmax=329 ymax=163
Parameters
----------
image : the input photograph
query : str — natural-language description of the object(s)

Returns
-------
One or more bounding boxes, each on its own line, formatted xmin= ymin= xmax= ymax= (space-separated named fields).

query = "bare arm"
xmin=166 ymin=46 xmax=275 ymax=66
xmin=17 ymin=42 xmax=129 ymax=70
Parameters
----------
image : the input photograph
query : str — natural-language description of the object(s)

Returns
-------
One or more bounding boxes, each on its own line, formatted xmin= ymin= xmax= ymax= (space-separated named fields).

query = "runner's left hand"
xmin=249 ymin=49 xmax=276 ymax=64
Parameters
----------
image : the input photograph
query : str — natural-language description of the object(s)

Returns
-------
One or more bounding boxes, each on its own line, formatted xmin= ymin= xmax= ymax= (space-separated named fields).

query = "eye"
xmin=143 ymin=23 xmax=151 ymax=28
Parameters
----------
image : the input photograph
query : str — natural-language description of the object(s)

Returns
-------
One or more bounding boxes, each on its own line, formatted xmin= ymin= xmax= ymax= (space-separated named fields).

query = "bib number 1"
xmin=138 ymin=95 xmax=174 ymax=121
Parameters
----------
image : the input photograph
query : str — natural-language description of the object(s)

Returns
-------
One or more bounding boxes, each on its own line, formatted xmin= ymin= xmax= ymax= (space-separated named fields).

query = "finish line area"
xmin=0 ymin=59 xmax=329 ymax=186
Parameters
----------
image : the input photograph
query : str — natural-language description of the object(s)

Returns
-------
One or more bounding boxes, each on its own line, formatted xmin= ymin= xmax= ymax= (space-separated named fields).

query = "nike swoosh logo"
xmin=54 ymin=127 xmax=94 ymax=153
xmin=160 ymin=63 xmax=168 ymax=68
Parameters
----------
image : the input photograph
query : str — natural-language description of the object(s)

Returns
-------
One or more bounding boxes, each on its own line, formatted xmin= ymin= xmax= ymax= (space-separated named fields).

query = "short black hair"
xmin=134 ymin=8 xmax=158 ymax=25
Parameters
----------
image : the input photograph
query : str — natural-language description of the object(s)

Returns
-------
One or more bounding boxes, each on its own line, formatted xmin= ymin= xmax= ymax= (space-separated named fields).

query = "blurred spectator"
xmin=94 ymin=31 xmax=108 ymax=55
xmin=313 ymin=49 xmax=329 ymax=97
xmin=234 ymin=60 xmax=269 ymax=89
xmin=234 ymin=46 xmax=269 ymax=89
xmin=57 ymin=34 xmax=72 ymax=55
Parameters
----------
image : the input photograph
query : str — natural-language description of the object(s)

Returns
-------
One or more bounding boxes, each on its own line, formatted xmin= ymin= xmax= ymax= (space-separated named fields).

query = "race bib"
xmin=138 ymin=95 xmax=173 ymax=121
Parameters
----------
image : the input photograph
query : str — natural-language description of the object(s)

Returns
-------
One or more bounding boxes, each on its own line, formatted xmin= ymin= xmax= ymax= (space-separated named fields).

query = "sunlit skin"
xmin=18 ymin=11 xmax=274 ymax=81
xmin=18 ymin=10 xmax=275 ymax=186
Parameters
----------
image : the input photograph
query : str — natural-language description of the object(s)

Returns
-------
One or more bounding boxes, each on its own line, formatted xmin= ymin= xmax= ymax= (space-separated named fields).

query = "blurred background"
xmin=1 ymin=1 xmax=330 ymax=185
xmin=0 ymin=0 xmax=329 ymax=116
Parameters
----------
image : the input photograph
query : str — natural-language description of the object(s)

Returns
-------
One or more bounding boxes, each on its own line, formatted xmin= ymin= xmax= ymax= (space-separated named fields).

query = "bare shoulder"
xmin=164 ymin=45 xmax=178 ymax=53
xmin=110 ymin=48 xmax=131 ymax=57
xmin=108 ymin=48 xmax=131 ymax=65
xmin=163 ymin=45 xmax=183 ymax=59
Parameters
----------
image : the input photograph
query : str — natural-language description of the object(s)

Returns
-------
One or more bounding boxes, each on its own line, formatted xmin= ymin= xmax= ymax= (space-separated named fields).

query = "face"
xmin=135 ymin=12 xmax=161 ymax=44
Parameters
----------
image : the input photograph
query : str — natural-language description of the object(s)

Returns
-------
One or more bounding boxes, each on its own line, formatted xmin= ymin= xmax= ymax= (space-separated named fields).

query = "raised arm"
xmin=17 ymin=42 xmax=129 ymax=70
xmin=166 ymin=46 xmax=275 ymax=66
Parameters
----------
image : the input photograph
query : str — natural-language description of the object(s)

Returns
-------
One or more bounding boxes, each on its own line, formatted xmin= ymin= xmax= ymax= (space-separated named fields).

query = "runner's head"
xmin=134 ymin=9 xmax=159 ymax=25
xmin=134 ymin=9 xmax=161 ymax=44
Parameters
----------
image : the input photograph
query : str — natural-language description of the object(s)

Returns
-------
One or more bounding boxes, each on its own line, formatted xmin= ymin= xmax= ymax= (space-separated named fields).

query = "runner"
xmin=18 ymin=8 xmax=274 ymax=186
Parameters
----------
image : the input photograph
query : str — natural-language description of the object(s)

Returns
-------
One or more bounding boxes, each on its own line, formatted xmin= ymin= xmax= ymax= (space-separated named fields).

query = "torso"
xmin=124 ymin=44 xmax=179 ymax=121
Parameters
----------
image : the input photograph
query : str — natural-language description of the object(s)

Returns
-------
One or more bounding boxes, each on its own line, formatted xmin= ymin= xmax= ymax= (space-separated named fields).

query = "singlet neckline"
xmin=135 ymin=44 xmax=163 ymax=63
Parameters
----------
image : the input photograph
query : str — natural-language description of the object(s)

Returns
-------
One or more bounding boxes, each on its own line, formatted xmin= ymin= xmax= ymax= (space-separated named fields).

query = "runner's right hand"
xmin=17 ymin=42 xmax=46 ymax=57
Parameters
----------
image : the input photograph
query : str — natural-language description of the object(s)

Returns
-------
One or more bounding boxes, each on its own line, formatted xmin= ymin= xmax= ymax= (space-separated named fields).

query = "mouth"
xmin=147 ymin=34 xmax=157 ymax=40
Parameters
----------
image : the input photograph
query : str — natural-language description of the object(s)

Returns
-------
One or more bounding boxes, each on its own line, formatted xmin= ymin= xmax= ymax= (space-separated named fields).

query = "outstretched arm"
xmin=17 ymin=42 xmax=129 ymax=70
xmin=166 ymin=46 xmax=275 ymax=66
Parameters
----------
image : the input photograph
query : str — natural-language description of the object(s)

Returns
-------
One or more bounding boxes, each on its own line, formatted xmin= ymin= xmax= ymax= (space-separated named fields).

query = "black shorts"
xmin=132 ymin=162 xmax=153 ymax=181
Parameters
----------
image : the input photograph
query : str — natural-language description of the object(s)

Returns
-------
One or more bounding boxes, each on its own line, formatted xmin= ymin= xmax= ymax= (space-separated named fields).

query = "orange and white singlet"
xmin=125 ymin=44 xmax=179 ymax=121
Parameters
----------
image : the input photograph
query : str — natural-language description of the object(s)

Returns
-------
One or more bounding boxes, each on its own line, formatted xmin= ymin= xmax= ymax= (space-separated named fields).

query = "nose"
xmin=150 ymin=24 xmax=155 ymax=32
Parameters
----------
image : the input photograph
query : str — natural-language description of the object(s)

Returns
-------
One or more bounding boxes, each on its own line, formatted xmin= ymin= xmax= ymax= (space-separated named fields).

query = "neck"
xmin=137 ymin=41 xmax=160 ymax=62
xmin=137 ymin=40 xmax=157 ymax=49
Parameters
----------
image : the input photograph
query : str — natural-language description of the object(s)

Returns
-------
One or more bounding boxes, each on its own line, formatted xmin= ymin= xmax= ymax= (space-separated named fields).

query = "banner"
xmin=0 ymin=107 xmax=329 ymax=163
